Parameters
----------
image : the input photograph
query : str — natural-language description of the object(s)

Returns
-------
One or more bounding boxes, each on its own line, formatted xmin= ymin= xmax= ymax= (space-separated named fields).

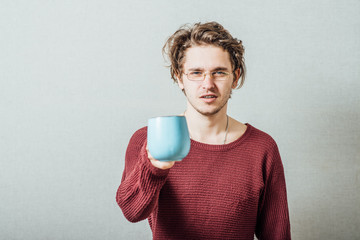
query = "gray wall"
xmin=1 ymin=0 xmax=359 ymax=239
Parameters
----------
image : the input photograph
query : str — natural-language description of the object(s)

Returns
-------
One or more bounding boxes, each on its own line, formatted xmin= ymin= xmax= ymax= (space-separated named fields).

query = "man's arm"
xmin=255 ymin=143 xmax=291 ymax=240
xmin=116 ymin=128 xmax=171 ymax=222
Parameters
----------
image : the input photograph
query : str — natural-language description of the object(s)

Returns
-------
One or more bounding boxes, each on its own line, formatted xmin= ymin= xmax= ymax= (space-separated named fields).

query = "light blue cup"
xmin=147 ymin=116 xmax=191 ymax=162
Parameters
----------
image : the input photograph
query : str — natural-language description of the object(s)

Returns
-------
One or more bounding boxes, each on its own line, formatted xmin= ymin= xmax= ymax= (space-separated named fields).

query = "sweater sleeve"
xmin=255 ymin=142 xmax=291 ymax=240
xmin=116 ymin=128 xmax=170 ymax=223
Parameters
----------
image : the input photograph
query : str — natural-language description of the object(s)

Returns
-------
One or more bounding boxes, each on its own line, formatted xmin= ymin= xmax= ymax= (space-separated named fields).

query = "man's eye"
xmin=213 ymin=71 xmax=227 ymax=76
xmin=189 ymin=71 xmax=203 ymax=76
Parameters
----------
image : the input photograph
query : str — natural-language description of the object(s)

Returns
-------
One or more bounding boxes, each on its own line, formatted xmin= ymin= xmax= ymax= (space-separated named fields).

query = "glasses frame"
xmin=183 ymin=70 xmax=233 ymax=82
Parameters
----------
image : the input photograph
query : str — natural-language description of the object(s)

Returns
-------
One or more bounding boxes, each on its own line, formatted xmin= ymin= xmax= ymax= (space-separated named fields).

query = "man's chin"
xmin=194 ymin=107 xmax=223 ymax=116
xmin=187 ymin=97 xmax=230 ymax=117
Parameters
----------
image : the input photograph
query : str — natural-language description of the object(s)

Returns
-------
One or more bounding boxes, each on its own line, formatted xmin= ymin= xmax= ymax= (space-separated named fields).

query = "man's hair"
xmin=163 ymin=21 xmax=246 ymax=88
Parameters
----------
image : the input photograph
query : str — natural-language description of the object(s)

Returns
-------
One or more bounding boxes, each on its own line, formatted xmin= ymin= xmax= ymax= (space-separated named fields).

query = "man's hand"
xmin=146 ymin=145 xmax=175 ymax=170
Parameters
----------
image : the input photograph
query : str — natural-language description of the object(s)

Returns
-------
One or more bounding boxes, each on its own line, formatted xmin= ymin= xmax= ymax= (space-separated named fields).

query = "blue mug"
xmin=147 ymin=116 xmax=191 ymax=161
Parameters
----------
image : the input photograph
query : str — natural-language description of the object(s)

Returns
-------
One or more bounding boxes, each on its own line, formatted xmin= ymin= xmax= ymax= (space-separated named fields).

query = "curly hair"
xmin=162 ymin=22 xmax=246 ymax=88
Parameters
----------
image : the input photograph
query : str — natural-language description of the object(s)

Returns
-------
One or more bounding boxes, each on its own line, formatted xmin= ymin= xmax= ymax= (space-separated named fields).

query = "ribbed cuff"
xmin=140 ymin=143 xmax=170 ymax=177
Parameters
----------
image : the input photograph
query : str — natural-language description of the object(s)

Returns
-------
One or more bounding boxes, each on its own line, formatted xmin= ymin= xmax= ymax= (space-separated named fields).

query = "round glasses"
xmin=184 ymin=70 xmax=232 ymax=81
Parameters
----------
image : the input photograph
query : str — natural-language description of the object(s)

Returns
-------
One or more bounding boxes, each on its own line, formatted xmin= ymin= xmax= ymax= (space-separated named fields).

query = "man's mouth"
xmin=200 ymin=94 xmax=218 ymax=103
xmin=201 ymin=94 xmax=217 ymax=99
xmin=202 ymin=96 xmax=216 ymax=98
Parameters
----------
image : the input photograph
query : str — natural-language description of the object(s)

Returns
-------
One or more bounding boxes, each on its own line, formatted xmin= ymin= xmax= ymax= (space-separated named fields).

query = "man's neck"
xmin=183 ymin=107 xmax=229 ymax=144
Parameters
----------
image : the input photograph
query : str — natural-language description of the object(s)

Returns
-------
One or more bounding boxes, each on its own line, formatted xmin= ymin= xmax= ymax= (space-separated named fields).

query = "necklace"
xmin=183 ymin=112 xmax=229 ymax=145
xmin=223 ymin=115 xmax=229 ymax=144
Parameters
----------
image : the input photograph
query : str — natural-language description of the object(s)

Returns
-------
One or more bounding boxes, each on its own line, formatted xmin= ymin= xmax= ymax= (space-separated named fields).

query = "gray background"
xmin=1 ymin=0 xmax=359 ymax=239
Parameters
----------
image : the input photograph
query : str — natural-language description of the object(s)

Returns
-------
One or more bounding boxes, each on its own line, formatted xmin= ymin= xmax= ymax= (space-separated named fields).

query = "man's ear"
xmin=176 ymin=74 xmax=184 ymax=90
xmin=232 ymin=68 xmax=241 ymax=89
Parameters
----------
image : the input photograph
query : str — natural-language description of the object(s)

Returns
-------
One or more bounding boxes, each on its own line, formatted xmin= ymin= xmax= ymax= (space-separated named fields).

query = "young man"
xmin=116 ymin=22 xmax=291 ymax=239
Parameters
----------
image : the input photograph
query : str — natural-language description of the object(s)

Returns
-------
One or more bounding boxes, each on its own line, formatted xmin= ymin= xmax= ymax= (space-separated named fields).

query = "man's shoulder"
xmin=230 ymin=119 xmax=277 ymax=147
xmin=245 ymin=124 xmax=283 ymax=166
xmin=128 ymin=126 xmax=148 ymax=144
xmin=246 ymin=123 xmax=278 ymax=149
xmin=133 ymin=126 xmax=147 ymax=136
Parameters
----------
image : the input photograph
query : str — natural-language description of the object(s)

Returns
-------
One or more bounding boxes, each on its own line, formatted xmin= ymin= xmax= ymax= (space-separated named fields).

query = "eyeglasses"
xmin=184 ymin=70 xmax=232 ymax=81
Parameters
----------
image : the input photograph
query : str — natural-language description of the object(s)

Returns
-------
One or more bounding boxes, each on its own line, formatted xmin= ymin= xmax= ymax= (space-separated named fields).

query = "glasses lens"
xmin=188 ymin=71 xmax=203 ymax=81
xmin=213 ymin=71 xmax=229 ymax=81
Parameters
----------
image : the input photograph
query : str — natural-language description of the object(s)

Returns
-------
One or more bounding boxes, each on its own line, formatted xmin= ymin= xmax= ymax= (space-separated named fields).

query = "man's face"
xmin=178 ymin=45 xmax=239 ymax=116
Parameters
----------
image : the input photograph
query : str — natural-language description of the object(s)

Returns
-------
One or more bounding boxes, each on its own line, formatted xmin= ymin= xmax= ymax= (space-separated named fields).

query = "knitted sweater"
xmin=116 ymin=124 xmax=291 ymax=240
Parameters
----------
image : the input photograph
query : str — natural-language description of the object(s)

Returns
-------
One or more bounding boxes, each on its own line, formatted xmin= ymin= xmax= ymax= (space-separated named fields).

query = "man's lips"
xmin=200 ymin=94 xmax=217 ymax=99
xmin=200 ymin=94 xmax=217 ymax=103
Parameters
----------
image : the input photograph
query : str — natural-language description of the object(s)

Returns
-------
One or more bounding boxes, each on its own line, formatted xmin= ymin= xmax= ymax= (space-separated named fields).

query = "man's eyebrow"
xmin=187 ymin=67 xmax=204 ymax=71
xmin=212 ymin=67 xmax=230 ymax=71
xmin=187 ymin=66 xmax=230 ymax=71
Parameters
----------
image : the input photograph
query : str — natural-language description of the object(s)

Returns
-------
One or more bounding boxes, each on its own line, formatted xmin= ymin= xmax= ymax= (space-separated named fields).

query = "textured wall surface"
xmin=1 ymin=0 xmax=359 ymax=239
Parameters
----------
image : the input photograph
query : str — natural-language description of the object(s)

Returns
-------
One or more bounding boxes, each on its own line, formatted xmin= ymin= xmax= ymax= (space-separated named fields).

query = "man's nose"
xmin=202 ymin=73 xmax=215 ymax=88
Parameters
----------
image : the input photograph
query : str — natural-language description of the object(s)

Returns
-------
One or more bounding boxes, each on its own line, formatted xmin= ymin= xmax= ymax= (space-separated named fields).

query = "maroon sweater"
xmin=116 ymin=124 xmax=291 ymax=239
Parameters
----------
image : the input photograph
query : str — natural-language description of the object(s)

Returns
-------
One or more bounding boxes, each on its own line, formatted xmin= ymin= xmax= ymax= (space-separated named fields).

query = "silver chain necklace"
xmin=223 ymin=115 xmax=229 ymax=144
